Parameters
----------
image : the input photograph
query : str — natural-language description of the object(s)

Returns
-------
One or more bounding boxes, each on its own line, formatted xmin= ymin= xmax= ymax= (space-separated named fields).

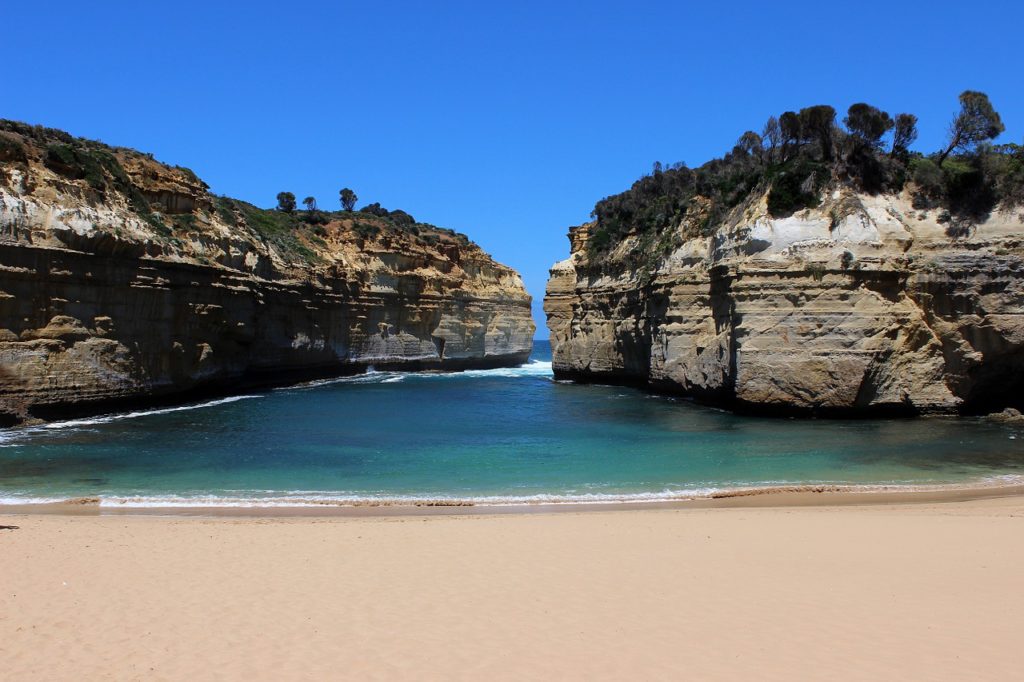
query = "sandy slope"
xmin=2 ymin=499 xmax=1023 ymax=681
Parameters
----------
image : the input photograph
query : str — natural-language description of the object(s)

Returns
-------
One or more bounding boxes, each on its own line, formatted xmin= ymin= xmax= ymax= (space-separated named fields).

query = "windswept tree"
xmin=339 ymin=187 xmax=357 ymax=211
xmin=844 ymin=103 xmax=893 ymax=149
xmin=276 ymin=191 xmax=296 ymax=213
xmin=939 ymin=90 xmax=1005 ymax=164
xmin=891 ymin=113 xmax=918 ymax=157
xmin=302 ymin=196 xmax=317 ymax=212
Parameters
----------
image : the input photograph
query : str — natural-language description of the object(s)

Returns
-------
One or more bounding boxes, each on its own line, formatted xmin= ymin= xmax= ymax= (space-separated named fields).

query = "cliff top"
xmin=583 ymin=93 xmax=1023 ymax=265
xmin=0 ymin=119 xmax=526 ymax=298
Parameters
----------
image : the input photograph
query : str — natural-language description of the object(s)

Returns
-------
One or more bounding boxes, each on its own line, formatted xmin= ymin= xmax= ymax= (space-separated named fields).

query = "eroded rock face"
xmin=0 ymin=124 xmax=533 ymax=424
xmin=545 ymin=190 xmax=1024 ymax=415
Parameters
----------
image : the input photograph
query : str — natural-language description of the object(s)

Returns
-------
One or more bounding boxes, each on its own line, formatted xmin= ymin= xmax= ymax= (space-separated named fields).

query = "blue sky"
xmin=4 ymin=1 xmax=1022 ymax=336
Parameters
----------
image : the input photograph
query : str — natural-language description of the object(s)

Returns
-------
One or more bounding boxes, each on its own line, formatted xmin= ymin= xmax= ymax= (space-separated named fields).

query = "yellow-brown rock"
xmin=545 ymin=189 xmax=1024 ymax=415
xmin=0 ymin=122 xmax=533 ymax=424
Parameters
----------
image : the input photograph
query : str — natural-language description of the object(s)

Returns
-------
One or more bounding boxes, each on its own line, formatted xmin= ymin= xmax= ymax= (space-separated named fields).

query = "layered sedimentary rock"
xmin=546 ymin=190 xmax=1024 ymax=414
xmin=0 ymin=122 xmax=533 ymax=424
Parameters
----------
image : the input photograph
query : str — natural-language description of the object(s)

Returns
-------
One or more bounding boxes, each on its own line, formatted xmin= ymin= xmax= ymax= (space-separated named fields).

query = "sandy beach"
xmin=2 ymin=495 xmax=1023 ymax=681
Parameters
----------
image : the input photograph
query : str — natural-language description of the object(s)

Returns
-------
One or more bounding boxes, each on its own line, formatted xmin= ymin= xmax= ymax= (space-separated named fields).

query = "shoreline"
xmin=5 ymin=480 xmax=1024 ymax=518
xmin=4 ymin=495 xmax=1023 ymax=679
xmin=2 ymin=349 xmax=535 ymax=428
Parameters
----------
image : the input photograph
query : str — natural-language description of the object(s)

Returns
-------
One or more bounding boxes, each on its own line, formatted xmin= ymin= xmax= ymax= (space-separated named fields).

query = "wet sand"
xmin=3 ymin=494 xmax=1024 ymax=680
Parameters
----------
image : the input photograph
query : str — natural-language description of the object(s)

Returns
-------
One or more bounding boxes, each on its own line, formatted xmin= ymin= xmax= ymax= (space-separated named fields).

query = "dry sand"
xmin=2 ymin=496 xmax=1023 ymax=681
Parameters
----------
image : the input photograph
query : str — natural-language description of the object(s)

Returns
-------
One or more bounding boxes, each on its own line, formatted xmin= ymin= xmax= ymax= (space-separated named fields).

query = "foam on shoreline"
xmin=0 ymin=395 xmax=263 ymax=446
xmin=3 ymin=474 xmax=1023 ymax=512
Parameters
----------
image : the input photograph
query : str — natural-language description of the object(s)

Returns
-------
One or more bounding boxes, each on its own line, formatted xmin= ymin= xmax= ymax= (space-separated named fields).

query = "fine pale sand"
xmin=3 ymin=497 xmax=1024 ymax=681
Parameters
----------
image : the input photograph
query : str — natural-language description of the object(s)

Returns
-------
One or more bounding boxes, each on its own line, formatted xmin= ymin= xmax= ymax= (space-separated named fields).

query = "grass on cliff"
xmin=228 ymin=200 xmax=319 ymax=262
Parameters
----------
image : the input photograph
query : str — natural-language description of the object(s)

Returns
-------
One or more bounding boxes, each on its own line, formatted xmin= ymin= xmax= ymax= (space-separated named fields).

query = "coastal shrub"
xmin=301 ymin=209 xmax=329 ymax=226
xmin=359 ymin=202 xmax=390 ymax=218
xmin=587 ymin=227 xmax=611 ymax=252
xmin=587 ymin=92 xmax=1020 ymax=257
xmin=0 ymin=133 xmax=27 ymax=163
xmin=0 ymin=119 xmax=74 ymax=145
xmin=42 ymin=141 xmax=158 ymax=224
xmin=214 ymin=195 xmax=239 ymax=225
xmin=45 ymin=143 xmax=89 ymax=181
xmin=388 ymin=209 xmax=416 ymax=227
xmin=987 ymin=143 xmax=1024 ymax=208
xmin=236 ymin=200 xmax=316 ymax=261
xmin=910 ymin=158 xmax=944 ymax=200
xmin=174 ymin=165 xmax=204 ymax=187
xmin=806 ymin=262 xmax=827 ymax=281
xmin=942 ymin=156 xmax=997 ymax=221
xmin=353 ymin=221 xmax=380 ymax=240
xmin=766 ymin=158 xmax=827 ymax=217
xmin=173 ymin=214 xmax=196 ymax=232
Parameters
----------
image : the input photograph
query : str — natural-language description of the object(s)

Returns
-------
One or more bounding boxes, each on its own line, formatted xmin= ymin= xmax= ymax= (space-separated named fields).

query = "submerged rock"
xmin=987 ymin=408 xmax=1024 ymax=423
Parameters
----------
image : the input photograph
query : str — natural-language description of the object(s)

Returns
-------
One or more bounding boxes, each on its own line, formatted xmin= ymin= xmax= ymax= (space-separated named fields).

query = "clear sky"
xmin=4 ymin=1 xmax=1022 ymax=336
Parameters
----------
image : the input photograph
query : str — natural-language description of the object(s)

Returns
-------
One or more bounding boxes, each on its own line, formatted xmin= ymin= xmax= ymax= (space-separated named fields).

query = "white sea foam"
xmin=88 ymin=488 xmax=722 ymax=508
xmin=0 ymin=395 xmax=261 ymax=446
xmin=0 ymin=361 xmax=552 ymax=444
xmin=4 ymin=473 xmax=1023 ymax=509
xmin=276 ymin=360 xmax=553 ymax=391
xmin=0 ymin=495 xmax=74 ymax=505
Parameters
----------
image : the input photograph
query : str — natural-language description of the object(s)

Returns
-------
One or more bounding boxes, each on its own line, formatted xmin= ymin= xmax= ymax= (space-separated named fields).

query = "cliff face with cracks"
xmin=546 ymin=189 xmax=1024 ymax=415
xmin=0 ymin=122 xmax=533 ymax=425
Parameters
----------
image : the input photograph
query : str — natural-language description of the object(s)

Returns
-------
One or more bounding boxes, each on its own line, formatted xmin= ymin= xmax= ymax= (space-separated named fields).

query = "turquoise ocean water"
xmin=2 ymin=341 xmax=1024 ymax=507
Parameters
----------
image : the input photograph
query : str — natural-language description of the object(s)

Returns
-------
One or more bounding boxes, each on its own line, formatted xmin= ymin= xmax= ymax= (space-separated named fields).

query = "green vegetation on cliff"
xmin=588 ymin=91 xmax=1022 ymax=256
xmin=0 ymin=119 xmax=476 ymax=263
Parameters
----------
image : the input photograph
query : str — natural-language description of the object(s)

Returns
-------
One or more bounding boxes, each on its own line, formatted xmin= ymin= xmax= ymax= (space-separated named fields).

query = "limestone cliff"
xmin=0 ymin=121 xmax=533 ymax=424
xmin=545 ymin=188 xmax=1024 ymax=415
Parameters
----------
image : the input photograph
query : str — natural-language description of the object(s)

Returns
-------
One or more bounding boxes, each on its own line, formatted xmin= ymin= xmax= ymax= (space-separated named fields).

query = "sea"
xmin=2 ymin=340 xmax=1024 ymax=508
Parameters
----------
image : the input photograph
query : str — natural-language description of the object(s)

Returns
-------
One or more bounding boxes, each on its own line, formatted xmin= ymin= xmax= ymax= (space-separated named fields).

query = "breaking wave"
xmin=2 ymin=474 xmax=1023 ymax=509
xmin=0 ymin=395 xmax=261 ymax=447
xmin=278 ymin=360 xmax=553 ymax=389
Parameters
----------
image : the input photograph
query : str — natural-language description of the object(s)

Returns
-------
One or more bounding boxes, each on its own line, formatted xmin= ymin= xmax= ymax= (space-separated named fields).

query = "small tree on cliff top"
xmin=891 ymin=113 xmax=918 ymax=157
xmin=276 ymin=191 xmax=296 ymax=213
xmin=302 ymin=196 xmax=317 ymax=212
xmin=339 ymin=187 xmax=357 ymax=211
xmin=799 ymin=105 xmax=837 ymax=160
xmin=939 ymin=90 xmax=1005 ymax=164
xmin=844 ymin=103 xmax=893 ymax=149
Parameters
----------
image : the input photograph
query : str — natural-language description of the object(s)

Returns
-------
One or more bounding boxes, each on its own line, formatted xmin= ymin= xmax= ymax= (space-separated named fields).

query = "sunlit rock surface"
xmin=545 ymin=189 xmax=1024 ymax=415
xmin=0 ymin=123 xmax=533 ymax=424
